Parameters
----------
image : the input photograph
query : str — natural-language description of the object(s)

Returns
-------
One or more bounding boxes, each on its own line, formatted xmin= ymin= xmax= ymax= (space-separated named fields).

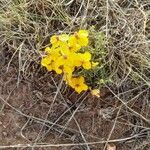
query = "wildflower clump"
xmin=41 ymin=30 xmax=98 ymax=93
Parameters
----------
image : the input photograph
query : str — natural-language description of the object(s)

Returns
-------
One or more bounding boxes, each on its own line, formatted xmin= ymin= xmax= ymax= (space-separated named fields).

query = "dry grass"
xmin=0 ymin=0 xmax=150 ymax=150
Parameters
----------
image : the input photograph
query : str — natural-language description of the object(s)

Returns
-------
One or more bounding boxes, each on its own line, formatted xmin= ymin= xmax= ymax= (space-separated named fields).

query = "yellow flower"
xmin=69 ymin=76 xmax=88 ymax=93
xmin=68 ymin=35 xmax=81 ymax=52
xmin=44 ymin=47 xmax=51 ymax=53
xmin=59 ymin=42 xmax=80 ymax=53
xmin=78 ymin=30 xmax=89 ymax=37
xmin=92 ymin=62 xmax=99 ymax=67
xmin=75 ymin=30 xmax=89 ymax=47
xmin=41 ymin=30 xmax=93 ymax=94
xmin=63 ymin=65 xmax=74 ymax=76
xmin=41 ymin=55 xmax=54 ymax=71
xmin=69 ymin=44 xmax=81 ymax=52
xmin=91 ymin=89 xmax=100 ymax=97
xmin=68 ymin=30 xmax=88 ymax=47
xmin=60 ymin=49 xmax=78 ymax=67
xmin=63 ymin=66 xmax=74 ymax=83
xmin=41 ymin=48 xmax=61 ymax=71
xmin=59 ymin=34 xmax=69 ymax=42
xmin=50 ymin=35 xmax=59 ymax=45
xmin=52 ymin=49 xmax=75 ymax=74
xmin=44 ymin=46 xmax=60 ymax=55
xmin=50 ymin=34 xmax=69 ymax=48
xmin=53 ymin=61 xmax=64 ymax=74
xmin=41 ymin=55 xmax=52 ymax=66
xmin=54 ymin=59 xmax=75 ymax=75
xmin=75 ymin=52 xmax=92 ymax=69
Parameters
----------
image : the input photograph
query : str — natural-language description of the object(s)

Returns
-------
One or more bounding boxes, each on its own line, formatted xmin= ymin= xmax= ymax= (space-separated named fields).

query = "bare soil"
xmin=0 ymin=66 xmax=150 ymax=150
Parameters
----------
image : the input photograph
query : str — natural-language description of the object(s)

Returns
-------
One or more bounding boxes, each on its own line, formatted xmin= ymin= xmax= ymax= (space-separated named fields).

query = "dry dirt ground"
xmin=0 ymin=64 xmax=150 ymax=150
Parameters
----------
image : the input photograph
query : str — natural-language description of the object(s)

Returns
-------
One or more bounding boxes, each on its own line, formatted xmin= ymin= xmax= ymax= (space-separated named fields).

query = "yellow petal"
xmin=63 ymin=73 xmax=72 ymax=83
xmin=78 ymin=30 xmax=89 ymax=37
xmin=75 ymin=87 xmax=83 ymax=94
xmin=78 ymin=37 xmax=88 ymax=47
xmin=75 ymin=83 xmax=88 ymax=93
xmin=46 ymin=64 xmax=53 ymax=71
xmin=52 ymin=58 xmax=64 ymax=74
xmin=68 ymin=43 xmax=81 ymax=52
xmin=63 ymin=66 xmax=74 ymax=77
xmin=41 ymin=57 xmax=51 ymax=66
xmin=83 ymin=52 xmax=91 ymax=61
xmin=50 ymin=35 xmax=59 ymax=44
xmin=92 ymin=62 xmax=99 ymax=67
xmin=45 ymin=47 xmax=51 ymax=53
xmin=68 ymin=35 xmax=77 ymax=45
xmin=54 ymin=66 xmax=63 ymax=74
xmin=82 ymin=84 xmax=88 ymax=91
xmin=61 ymin=43 xmax=69 ymax=51
xmin=74 ymin=44 xmax=81 ymax=51
xmin=78 ymin=76 xmax=85 ymax=83
xmin=91 ymin=89 xmax=100 ymax=97
xmin=59 ymin=34 xmax=69 ymax=42
xmin=56 ymin=69 xmax=62 ymax=74
xmin=83 ymin=62 xmax=91 ymax=70
xmin=68 ymin=77 xmax=76 ymax=88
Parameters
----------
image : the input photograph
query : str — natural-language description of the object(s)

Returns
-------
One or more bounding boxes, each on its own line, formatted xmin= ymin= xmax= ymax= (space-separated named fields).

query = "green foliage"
xmin=80 ymin=27 xmax=112 ymax=88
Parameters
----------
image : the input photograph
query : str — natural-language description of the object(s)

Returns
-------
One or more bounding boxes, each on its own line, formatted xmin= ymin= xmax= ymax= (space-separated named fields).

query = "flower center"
xmin=80 ymin=60 xmax=85 ymax=65
xmin=63 ymin=55 xmax=68 ymax=59
xmin=56 ymin=36 xmax=59 ymax=41
xmin=74 ymin=32 xmax=79 ymax=39
xmin=48 ymin=60 xmax=54 ymax=65
xmin=68 ymin=46 xmax=72 ymax=50
xmin=59 ymin=65 xmax=64 ymax=70
xmin=75 ymin=84 xmax=80 ymax=87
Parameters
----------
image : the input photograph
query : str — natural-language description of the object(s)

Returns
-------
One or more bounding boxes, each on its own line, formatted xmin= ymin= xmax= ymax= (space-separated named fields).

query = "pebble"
xmin=3 ymin=132 xmax=7 ymax=136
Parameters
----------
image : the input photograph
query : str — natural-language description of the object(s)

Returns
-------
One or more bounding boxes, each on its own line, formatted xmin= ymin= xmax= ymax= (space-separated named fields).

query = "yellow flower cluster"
xmin=41 ymin=30 xmax=98 ymax=93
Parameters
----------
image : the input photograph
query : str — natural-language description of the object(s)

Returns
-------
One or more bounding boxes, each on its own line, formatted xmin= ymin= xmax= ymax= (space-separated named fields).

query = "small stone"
xmin=3 ymin=132 xmax=7 ymax=136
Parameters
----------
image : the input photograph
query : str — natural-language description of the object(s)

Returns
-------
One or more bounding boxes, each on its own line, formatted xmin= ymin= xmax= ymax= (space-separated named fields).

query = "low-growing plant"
xmin=41 ymin=28 xmax=109 ymax=95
